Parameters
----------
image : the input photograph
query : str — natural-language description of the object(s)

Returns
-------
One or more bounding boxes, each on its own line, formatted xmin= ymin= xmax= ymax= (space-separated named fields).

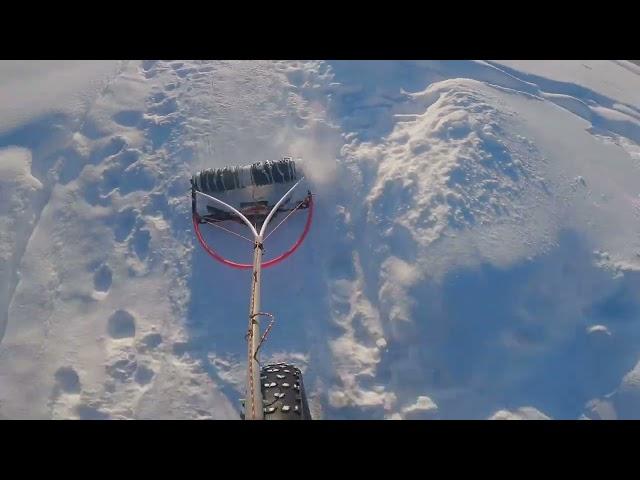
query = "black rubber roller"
xmin=260 ymin=363 xmax=312 ymax=420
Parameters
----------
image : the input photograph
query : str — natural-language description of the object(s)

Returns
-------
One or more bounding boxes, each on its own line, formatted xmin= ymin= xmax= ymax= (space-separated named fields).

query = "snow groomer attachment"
xmin=191 ymin=157 xmax=313 ymax=420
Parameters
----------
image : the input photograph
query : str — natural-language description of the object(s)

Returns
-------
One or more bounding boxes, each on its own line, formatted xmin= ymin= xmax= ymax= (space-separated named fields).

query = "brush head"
xmin=192 ymin=157 xmax=302 ymax=194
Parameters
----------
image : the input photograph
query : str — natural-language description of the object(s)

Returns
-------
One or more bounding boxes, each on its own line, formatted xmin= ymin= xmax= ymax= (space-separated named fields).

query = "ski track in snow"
xmin=0 ymin=60 xmax=639 ymax=419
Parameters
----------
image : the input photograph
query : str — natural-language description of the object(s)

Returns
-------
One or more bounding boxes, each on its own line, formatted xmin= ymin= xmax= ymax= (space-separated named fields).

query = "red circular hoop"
xmin=193 ymin=195 xmax=314 ymax=270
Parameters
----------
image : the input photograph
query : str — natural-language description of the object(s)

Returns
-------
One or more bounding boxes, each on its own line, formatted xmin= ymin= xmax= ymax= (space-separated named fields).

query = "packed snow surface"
xmin=1 ymin=60 xmax=639 ymax=419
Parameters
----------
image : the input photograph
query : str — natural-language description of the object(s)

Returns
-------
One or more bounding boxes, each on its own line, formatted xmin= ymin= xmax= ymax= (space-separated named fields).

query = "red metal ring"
xmin=193 ymin=195 xmax=314 ymax=270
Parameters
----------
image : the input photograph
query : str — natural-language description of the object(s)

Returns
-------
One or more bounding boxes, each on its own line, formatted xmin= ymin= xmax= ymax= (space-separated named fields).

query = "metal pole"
xmin=245 ymin=178 xmax=304 ymax=420
xmin=245 ymin=235 xmax=264 ymax=420
xmin=194 ymin=179 xmax=305 ymax=420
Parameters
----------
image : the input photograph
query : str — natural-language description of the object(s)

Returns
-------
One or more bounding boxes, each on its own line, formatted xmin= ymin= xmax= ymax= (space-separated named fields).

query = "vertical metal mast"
xmin=245 ymin=235 xmax=264 ymax=420
xmin=245 ymin=178 xmax=305 ymax=420
xmin=193 ymin=178 xmax=305 ymax=420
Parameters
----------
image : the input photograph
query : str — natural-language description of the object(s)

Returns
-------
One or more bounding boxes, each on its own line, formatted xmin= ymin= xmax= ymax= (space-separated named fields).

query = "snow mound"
xmin=1 ymin=60 xmax=640 ymax=419
xmin=489 ymin=407 xmax=551 ymax=420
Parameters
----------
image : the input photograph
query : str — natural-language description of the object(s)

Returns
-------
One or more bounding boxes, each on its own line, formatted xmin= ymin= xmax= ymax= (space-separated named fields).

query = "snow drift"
xmin=0 ymin=60 xmax=639 ymax=419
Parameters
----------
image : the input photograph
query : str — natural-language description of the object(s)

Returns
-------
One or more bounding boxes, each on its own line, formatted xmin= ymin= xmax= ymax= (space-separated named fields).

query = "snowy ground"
xmin=0 ymin=60 xmax=639 ymax=419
